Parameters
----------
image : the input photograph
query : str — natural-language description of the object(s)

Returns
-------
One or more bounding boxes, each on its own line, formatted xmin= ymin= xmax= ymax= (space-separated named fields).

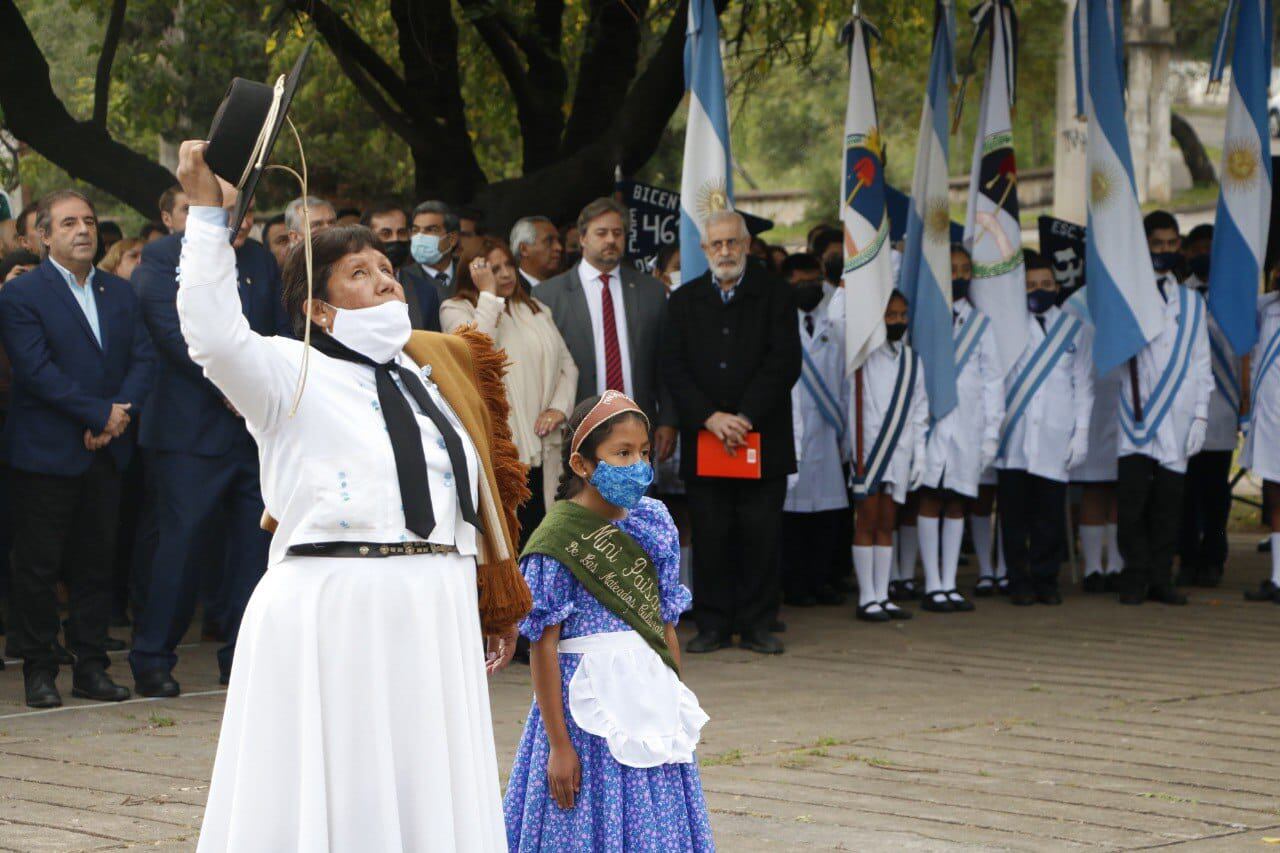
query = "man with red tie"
xmin=535 ymin=198 xmax=678 ymax=464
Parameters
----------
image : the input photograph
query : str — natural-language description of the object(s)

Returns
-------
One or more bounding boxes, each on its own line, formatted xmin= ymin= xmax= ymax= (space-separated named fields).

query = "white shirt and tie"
xmin=577 ymin=258 xmax=634 ymax=398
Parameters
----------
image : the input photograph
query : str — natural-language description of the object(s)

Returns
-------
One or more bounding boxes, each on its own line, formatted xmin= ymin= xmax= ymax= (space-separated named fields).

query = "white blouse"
xmin=177 ymin=207 xmax=480 ymax=566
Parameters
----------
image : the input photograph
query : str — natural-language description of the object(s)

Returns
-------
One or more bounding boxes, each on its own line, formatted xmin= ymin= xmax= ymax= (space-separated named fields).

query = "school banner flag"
xmin=963 ymin=0 xmax=1025 ymax=376
xmin=1079 ymin=0 xmax=1164 ymax=375
xmin=679 ymin=0 xmax=733 ymax=283
xmin=1207 ymin=0 xmax=1272 ymax=355
xmin=839 ymin=8 xmax=896 ymax=374
xmin=1038 ymin=215 xmax=1087 ymax=299
xmin=899 ymin=0 xmax=959 ymax=419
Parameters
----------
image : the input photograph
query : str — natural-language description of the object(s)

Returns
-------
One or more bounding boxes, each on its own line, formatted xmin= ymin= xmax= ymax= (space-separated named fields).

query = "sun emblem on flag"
xmin=925 ymin=197 xmax=951 ymax=243
xmin=1223 ymin=138 xmax=1260 ymax=190
xmin=1090 ymin=164 xmax=1116 ymax=208
xmin=695 ymin=179 xmax=730 ymax=223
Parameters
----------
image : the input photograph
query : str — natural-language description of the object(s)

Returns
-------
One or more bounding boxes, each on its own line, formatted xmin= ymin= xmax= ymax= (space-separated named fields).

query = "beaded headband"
xmin=570 ymin=390 xmax=650 ymax=456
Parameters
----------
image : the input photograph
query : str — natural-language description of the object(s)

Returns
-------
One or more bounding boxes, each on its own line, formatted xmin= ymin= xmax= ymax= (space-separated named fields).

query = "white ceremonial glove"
xmin=908 ymin=454 xmax=925 ymax=492
xmin=1064 ymin=429 xmax=1089 ymax=471
xmin=1185 ymin=417 xmax=1208 ymax=457
xmin=980 ymin=438 xmax=999 ymax=472
xmin=786 ymin=472 xmax=799 ymax=493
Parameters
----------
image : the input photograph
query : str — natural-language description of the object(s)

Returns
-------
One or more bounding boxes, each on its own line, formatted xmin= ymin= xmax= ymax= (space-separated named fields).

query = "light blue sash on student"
xmin=800 ymin=348 xmax=846 ymax=440
xmin=997 ymin=312 xmax=1082 ymax=457
xmin=1207 ymin=314 xmax=1241 ymax=417
xmin=851 ymin=346 xmax=917 ymax=500
xmin=953 ymin=309 xmax=989 ymax=376
xmin=1120 ymin=285 xmax=1203 ymax=446
xmin=1252 ymin=320 xmax=1280 ymax=406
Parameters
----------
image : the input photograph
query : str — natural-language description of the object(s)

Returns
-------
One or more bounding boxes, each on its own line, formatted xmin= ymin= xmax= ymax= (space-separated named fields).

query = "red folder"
xmin=696 ymin=430 xmax=762 ymax=479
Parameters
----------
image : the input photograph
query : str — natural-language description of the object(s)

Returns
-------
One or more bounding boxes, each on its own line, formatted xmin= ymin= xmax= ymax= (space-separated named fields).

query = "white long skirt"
xmin=197 ymin=552 xmax=506 ymax=852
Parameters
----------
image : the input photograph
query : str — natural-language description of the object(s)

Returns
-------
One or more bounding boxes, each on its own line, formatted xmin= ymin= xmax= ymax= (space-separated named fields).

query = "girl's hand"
xmin=470 ymin=257 xmax=498 ymax=294
xmin=535 ymin=408 xmax=566 ymax=437
xmin=547 ymin=743 xmax=581 ymax=809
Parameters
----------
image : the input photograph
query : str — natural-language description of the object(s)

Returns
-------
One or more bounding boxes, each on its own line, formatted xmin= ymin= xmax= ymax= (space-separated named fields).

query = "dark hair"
xmin=810 ymin=226 xmax=843 ymax=259
xmin=281 ymin=224 xmax=382 ymax=337
xmin=336 ymin=207 xmax=361 ymax=221
xmin=412 ymin=200 xmax=459 ymax=233
xmin=1186 ymin=223 xmax=1214 ymax=245
xmin=98 ymin=221 xmax=123 ymax=241
xmin=1143 ymin=210 xmax=1179 ymax=238
xmin=35 ymin=190 xmax=96 ymax=237
xmin=576 ymin=197 xmax=630 ymax=235
xmin=15 ymin=202 xmax=38 ymax=236
xmin=139 ymin=222 xmax=167 ymax=240
xmin=950 ymin=242 xmax=971 ymax=260
xmin=888 ymin=288 xmax=908 ymax=307
xmin=360 ymin=200 xmax=407 ymax=229
xmin=655 ymin=243 xmax=681 ymax=275
xmin=554 ymin=396 xmax=650 ymax=500
xmin=1022 ymin=248 xmax=1051 ymax=273
xmin=452 ymin=236 xmax=541 ymax=315
xmin=262 ymin=213 xmax=287 ymax=234
xmin=781 ymin=251 xmax=822 ymax=278
xmin=158 ymin=185 xmax=184 ymax=216
xmin=0 ymin=249 xmax=40 ymax=280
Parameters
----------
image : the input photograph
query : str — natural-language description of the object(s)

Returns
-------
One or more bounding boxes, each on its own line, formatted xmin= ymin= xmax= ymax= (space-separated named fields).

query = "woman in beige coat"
xmin=442 ymin=237 xmax=578 ymax=540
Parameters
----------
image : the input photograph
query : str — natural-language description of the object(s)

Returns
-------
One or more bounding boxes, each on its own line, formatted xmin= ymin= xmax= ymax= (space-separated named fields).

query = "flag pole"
xmin=1128 ymin=358 xmax=1143 ymax=422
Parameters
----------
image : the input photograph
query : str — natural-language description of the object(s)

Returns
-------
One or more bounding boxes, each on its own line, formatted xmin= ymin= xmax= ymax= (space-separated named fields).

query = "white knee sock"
xmin=898 ymin=525 xmax=919 ymax=583
xmin=874 ymin=546 xmax=894 ymax=602
xmin=854 ymin=546 xmax=876 ymax=606
xmin=970 ymin=514 xmax=994 ymax=577
xmin=995 ymin=525 xmax=1008 ymax=580
xmin=941 ymin=517 xmax=965 ymax=591
xmin=1271 ymin=534 xmax=1280 ymax=585
xmin=918 ymin=517 xmax=942 ymax=593
xmin=1105 ymin=522 xmax=1124 ymax=573
xmin=1080 ymin=525 xmax=1105 ymax=576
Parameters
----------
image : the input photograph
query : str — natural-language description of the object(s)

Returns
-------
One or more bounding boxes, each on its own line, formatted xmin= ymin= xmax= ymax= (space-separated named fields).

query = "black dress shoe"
xmin=1104 ymin=573 xmax=1123 ymax=593
xmin=887 ymin=580 xmax=908 ymax=601
xmin=921 ymin=591 xmax=955 ymax=613
xmin=134 ymin=670 xmax=181 ymax=698
xmin=103 ymin=636 xmax=127 ymax=652
xmin=739 ymin=630 xmax=785 ymax=654
xmin=900 ymin=579 xmax=923 ymax=600
xmin=1244 ymin=580 xmax=1280 ymax=602
xmin=1148 ymin=585 xmax=1188 ymax=605
xmin=25 ymin=671 xmax=62 ymax=708
xmin=686 ymin=631 xmax=730 ymax=654
xmin=1009 ymin=591 xmax=1036 ymax=606
xmin=72 ymin=669 xmax=131 ymax=702
xmin=973 ymin=576 xmax=996 ymax=597
xmin=1036 ymin=590 xmax=1064 ymax=605
xmin=856 ymin=602 xmax=892 ymax=622
xmin=881 ymin=600 xmax=913 ymax=620
xmin=946 ymin=590 xmax=975 ymax=612
xmin=1082 ymin=573 xmax=1107 ymax=593
xmin=996 ymin=577 xmax=1011 ymax=595
xmin=784 ymin=594 xmax=818 ymax=608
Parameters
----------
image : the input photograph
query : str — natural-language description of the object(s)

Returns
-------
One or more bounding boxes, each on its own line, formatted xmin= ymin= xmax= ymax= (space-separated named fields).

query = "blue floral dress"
xmin=503 ymin=497 xmax=715 ymax=852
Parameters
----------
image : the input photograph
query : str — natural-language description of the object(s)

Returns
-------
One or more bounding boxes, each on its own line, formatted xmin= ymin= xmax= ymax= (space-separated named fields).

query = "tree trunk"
xmin=1170 ymin=112 xmax=1217 ymax=186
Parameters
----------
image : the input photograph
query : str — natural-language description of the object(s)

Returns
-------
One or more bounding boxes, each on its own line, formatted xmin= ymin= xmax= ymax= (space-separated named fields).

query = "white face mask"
xmin=666 ymin=268 xmax=682 ymax=291
xmin=326 ymin=299 xmax=412 ymax=364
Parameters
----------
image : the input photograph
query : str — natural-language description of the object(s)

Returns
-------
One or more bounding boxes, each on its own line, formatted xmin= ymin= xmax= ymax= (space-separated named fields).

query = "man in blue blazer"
xmin=128 ymin=182 xmax=290 ymax=697
xmin=0 ymin=190 xmax=154 ymax=708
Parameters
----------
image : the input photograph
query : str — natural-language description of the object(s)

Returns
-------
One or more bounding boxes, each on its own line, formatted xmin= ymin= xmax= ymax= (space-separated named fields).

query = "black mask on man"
xmin=380 ymin=239 xmax=410 ymax=269
xmin=1188 ymin=255 xmax=1210 ymax=282
xmin=823 ymin=254 xmax=844 ymax=284
xmin=885 ymin=322 xmax=908 ymax=342
xmin=794 ymin=282 xmax=824 ymax=313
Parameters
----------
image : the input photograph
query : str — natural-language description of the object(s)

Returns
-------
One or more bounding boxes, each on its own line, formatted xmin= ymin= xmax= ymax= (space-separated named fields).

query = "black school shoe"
xmin=920 ymin=591 xmax=955 ymax=613
xmin=856 ymin=602 xmax=892 ymax=622
xmin=945 ymin=590 xmax=975 ymax=612
xmin=134 ymin=670 xmax=181 ymax=698
xmin=973 ymin=576 xmax=996 ymax=597
xmin=739 ymin=630 xmax=785 ymax=654
xmin=72 ymin=668 xmax=131 ymax=702
xmin=24 ymin=671 xmax=62 ymax=708
xmin=1082 ymin=572 xmax=1107 ymax=593
xmin=686 ymin=631 xmax=731 ymax=654
xmin=1244 ymin=580 xmax=1280 ymax=603
xmin=881 ymin=600 xmax=913 ymax=620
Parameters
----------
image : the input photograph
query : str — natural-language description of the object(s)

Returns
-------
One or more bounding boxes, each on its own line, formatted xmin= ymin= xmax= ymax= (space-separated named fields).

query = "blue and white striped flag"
xmin=839 ymin=8 xmax=895 ymax=374
xmin=1079 ymin=0 xmax=1164 ymax=375
xmin=1207 ymin=0 xmax=1272 ymax=355
xmin=679 ymin=0 xmax=733 ymax=283
xmin=900 ymin=0 xmax=958 ymax=420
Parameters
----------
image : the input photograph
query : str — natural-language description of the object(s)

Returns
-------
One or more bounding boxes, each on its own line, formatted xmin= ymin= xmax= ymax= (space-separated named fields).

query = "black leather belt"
xmin=286 ymin=541 xmax=459 ymax=558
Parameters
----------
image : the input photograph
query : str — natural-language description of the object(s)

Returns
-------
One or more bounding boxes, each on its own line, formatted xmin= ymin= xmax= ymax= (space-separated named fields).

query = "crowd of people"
xmin=0 ymin=178 xmax=1277 ymax=716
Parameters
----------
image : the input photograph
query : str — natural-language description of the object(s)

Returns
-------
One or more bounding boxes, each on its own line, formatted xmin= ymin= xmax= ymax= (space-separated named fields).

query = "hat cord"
xmin=265 ymin=114 xmax=313 ymax=418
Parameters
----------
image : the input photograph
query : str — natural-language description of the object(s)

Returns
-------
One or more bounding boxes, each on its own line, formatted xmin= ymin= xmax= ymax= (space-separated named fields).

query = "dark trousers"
xmin=129 ymin=441 xmax=269 ymax=678
xmin=688 ymin=476 xmax=787 ymax=636
xmin=997 ymin=469 xmax=1067 ymax=595
xmin=8 ymin=453 xmax=120 ymax=677
xmin=1178 ymin=449 xmax=1232 ymax=574
xmin=782 ymin=509 xmax=844 ymax=600
xmin=1117 ymin=453 xmax=1185 ymax=592
xmin=826 ymin=500 xmax=853 ymax=586
xmin=112 ymin=451 xmax=146 ymax=621
xmin=517 ymin=466 xmax=547 ymax=550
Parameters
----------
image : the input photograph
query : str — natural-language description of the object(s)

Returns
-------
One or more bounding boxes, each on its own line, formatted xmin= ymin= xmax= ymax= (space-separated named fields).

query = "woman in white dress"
xmin=174 ymin=141 xmax=530 ymax=852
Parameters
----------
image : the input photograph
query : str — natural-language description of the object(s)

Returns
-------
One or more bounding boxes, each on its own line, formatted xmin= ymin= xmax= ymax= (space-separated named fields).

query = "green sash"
xmin=521 ymin=501 xmax=677 ymax=674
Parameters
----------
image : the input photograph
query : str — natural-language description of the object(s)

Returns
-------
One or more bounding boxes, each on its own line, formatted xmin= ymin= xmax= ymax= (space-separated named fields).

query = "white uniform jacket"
xmin=922 ymin=298 xmax=1003 ymax=498
xmin=855 ymin=339 xmax=928 ymax=504
xmin=786 ymin=288 xmax=851 ymax=512
xmin=998 ymin=305 xmax=1094 ymax=483
xmin=1242 ymin=292 xmax=1280 ymax=482
xmin=1117 ymin=275 xmax=1213 ymax=474
xmin=1184 ymin=277 xmax=1243 ymax=453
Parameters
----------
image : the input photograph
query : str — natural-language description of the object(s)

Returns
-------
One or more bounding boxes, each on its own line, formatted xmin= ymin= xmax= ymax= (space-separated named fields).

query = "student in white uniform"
xmin=1115 ymin=212 xmax=1213 ymax=606
xmin=997 ymin=251 xmax=1094 ymax=605
xmin=781 ymin=254 xmax=850 ymax=607
xmin=844 ymin=290 xmax=928 ymax=621
xmin=1177 ymin=224 xmax=1240 ymax=588
xmin=1242 ymin=285 xmax=1280 ymax=603
xmin=917 ymin=245 xmax=1003 ymax=613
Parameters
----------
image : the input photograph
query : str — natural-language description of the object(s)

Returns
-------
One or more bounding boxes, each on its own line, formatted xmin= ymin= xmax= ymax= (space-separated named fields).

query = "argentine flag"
xmin=963 ymin=0 xmax=1026 ymax=375
xmin=1207 ymin=0 xmax=1272 ymax=355
xmin=1080 ymin=0 xmax=1164 ymax=375
xmin=839 ymin=9 xmax=895 ymax=374
xmin=900 ymin=0 xmax=958 ymax=420
xmin=679 ymin=0 xmax=733 ymax=283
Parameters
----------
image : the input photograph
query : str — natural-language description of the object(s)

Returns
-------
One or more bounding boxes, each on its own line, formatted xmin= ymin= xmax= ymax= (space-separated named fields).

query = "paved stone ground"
xmin=1 ymin=532 xmax=1278 ymax=851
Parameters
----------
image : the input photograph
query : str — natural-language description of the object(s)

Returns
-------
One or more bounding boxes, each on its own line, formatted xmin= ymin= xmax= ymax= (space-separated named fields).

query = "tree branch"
xmin=285 ymin=0 xmax=414 ymax=109
xmin=559 ymin=0 xmax=649 ymax=157
xmin=93 ymin=0 xmax=127 ymax=128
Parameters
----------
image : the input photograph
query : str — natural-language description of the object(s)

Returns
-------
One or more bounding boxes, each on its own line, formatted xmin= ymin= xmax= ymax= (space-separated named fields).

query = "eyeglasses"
xmin=706 ymin=237 xmax=744 ymax=252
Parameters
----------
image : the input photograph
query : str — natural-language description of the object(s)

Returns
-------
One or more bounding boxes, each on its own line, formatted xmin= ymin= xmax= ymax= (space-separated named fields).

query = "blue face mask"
xmin=588 ymin=460 xmax=654 ymax=509
xmin=411 ymin=233 xmax=445 ymax=265
xmin=1027 ymin=289 xmax=1056 ymax=316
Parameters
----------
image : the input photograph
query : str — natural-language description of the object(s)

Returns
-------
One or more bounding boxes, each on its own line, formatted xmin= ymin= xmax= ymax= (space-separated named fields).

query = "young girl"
xmin=504 ymin=391 xmax=714 ymax=851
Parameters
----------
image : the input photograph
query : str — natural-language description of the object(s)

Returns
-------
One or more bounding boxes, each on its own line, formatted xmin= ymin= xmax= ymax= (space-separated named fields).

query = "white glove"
xmin=786 ymin=472 xmax=799 ymax=492
xmin=1064 ymin=429 xmax=1089 ymax=471
xmin=980 ymin=438 xmax=999 ymax=471
xmin=908 ymin=454 xmax=925 ymax=492
xmin=1185 ymin=417 xmax=1208 ymax=457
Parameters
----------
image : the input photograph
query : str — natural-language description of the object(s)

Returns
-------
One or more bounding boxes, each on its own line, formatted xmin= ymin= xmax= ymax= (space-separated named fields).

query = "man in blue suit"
xmin=128 ymin=178 xmax=289 ymax=697
xmin=0 ymin=190 xmax=154 ymax=708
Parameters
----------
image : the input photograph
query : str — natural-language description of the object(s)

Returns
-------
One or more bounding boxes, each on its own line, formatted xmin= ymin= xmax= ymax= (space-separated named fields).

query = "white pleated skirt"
xmin=197 ymin=552 xmax=506 ymax=853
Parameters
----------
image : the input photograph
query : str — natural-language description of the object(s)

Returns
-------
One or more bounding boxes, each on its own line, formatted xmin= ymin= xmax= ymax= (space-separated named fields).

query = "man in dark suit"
xmin=535 ymin=198 xmax=677 ymax=459
xmin=361 ymin=201 xmax=441 ymax=331
xmin=663 ymin=210 xmax=801 ymax=655
xmin=400 ymin=200 xmax=460 ymax=306
xmin=127 ymin=180 xmax=290 ymax=697
xmin=0 ymin=190 xmax=154 ymax=707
